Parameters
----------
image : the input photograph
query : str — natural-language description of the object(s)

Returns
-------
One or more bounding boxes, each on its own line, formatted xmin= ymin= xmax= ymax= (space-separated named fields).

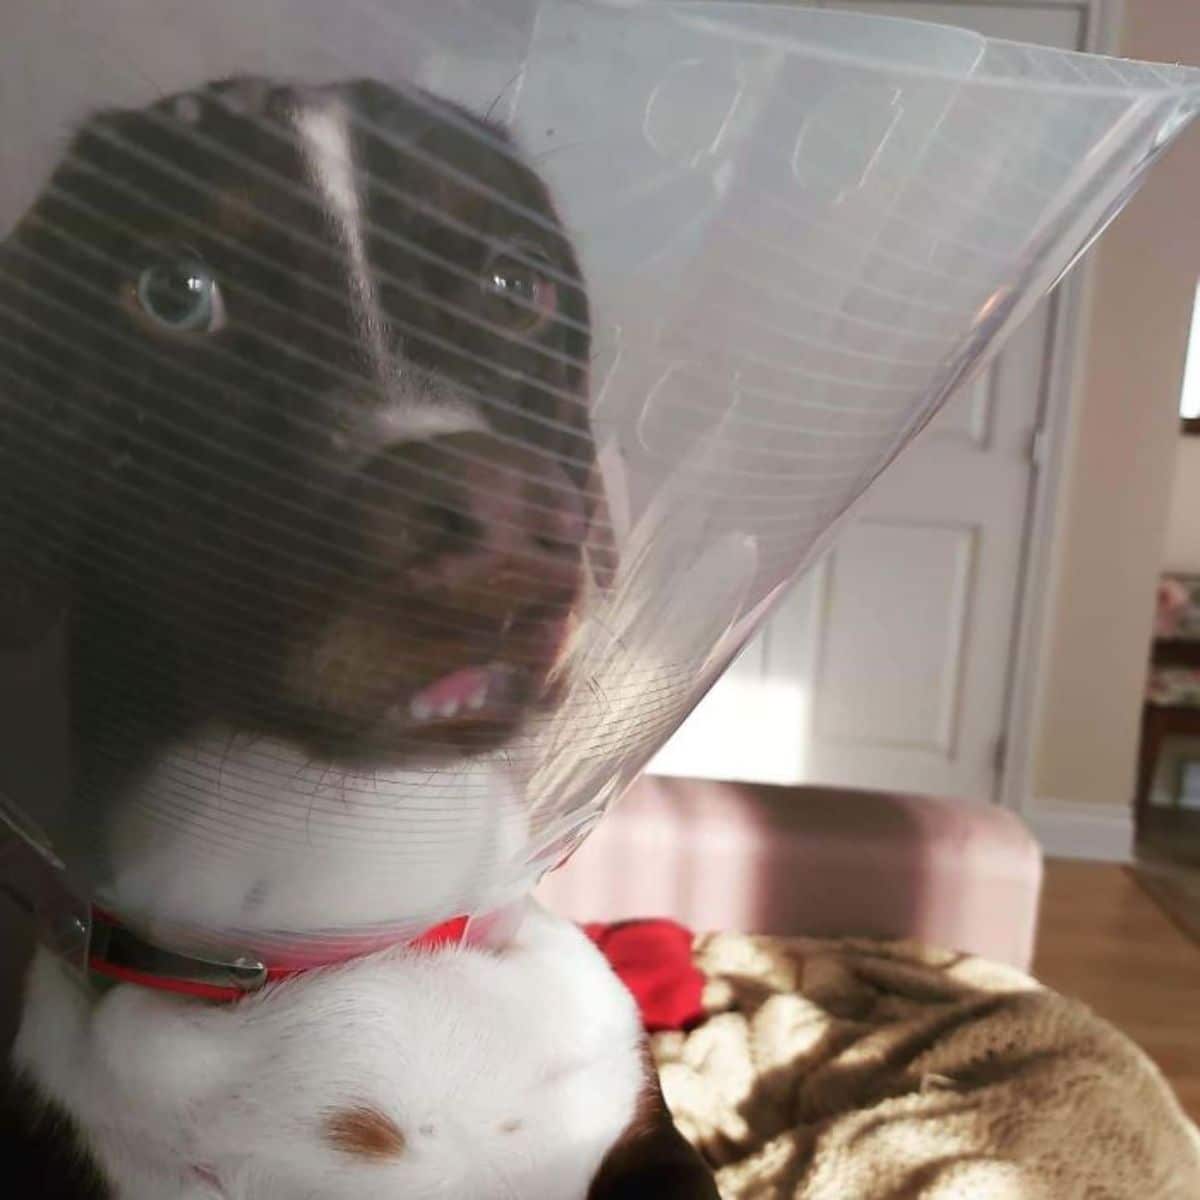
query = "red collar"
xmin=87 ymin=908 xmax=470 ymax=1003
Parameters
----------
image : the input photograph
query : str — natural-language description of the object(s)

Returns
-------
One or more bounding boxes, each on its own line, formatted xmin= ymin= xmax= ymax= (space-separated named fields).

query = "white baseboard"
xmin=1026 ymin=800 xmax=1134 ymax=863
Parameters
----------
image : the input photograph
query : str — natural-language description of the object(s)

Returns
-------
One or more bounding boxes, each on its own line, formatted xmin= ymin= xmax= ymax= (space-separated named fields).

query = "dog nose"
xmin=355 ymin=432 xmax=587 ymax=602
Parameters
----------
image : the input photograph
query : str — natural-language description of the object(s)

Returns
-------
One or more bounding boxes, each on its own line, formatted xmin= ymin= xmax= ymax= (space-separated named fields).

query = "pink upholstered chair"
xmin=537 ymin=775 xmax=1043 ymax=970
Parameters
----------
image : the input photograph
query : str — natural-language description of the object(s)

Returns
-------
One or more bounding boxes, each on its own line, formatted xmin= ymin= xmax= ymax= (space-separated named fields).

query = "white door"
xmin=651 ymin=1 xmax=1085 ymax=801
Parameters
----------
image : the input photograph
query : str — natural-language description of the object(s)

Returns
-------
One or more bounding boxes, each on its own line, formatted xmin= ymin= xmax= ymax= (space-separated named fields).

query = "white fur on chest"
xmin=105 ymin=728 xmax=529 ymax=951
xmin=15 ymin=902 xmax=644 ymax=1199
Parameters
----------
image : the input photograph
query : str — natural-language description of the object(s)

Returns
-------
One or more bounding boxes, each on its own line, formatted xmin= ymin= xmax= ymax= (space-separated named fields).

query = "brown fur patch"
xmin=323 ymin=1105 xmax=407 ymax=1160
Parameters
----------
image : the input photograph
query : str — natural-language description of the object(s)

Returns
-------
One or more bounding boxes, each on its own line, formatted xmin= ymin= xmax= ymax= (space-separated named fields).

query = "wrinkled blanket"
xmin=649 ymin=932 xmax=1200 ymax=1199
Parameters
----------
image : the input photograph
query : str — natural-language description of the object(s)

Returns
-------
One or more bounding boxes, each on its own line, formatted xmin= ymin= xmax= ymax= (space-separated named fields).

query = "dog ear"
xmin=1 ymin=1065 xmax=114 ymax=1199
xmin=0 ymin=226 xmax=81 ymax=652
xmin=588 ymin=1050 xmax=718 ymax=1199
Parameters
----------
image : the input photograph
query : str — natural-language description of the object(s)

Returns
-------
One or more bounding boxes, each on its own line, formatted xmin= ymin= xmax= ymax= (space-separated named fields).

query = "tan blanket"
xmin=653 ymin=933 xmax=1200 ymax=1199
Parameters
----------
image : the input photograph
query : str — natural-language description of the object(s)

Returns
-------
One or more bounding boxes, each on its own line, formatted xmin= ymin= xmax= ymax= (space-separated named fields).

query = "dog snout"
xmin=357 ymin=432 xmax=587 ymax=605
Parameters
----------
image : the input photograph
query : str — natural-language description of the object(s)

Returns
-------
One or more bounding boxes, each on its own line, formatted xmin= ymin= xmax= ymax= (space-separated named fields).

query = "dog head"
xmin=0 ymin=77 xmax=605 ymax=793
xmin=0 ymin=76 xmax=721 ymax=1200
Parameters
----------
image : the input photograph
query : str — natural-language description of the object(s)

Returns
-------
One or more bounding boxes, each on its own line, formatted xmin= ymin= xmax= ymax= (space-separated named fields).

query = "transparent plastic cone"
xmin=0 ymin=0 xmax=1197 ymax=965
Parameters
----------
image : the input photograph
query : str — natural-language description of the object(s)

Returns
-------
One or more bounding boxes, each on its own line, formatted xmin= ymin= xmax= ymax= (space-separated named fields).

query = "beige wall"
xmin=1164 ymin=437 xmax=1200 ymax=572
xmin=1032 ymin=0 xmax=1200 ymax=810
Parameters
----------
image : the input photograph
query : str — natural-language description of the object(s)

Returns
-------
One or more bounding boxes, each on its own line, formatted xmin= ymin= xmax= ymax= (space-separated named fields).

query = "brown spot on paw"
xmin=324 ymin=1105 xmax=407 ymax=1160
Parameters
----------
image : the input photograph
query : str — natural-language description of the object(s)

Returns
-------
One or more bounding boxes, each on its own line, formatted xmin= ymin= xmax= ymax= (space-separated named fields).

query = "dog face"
xmin=0 ymin=78 xmax=602 ymax=791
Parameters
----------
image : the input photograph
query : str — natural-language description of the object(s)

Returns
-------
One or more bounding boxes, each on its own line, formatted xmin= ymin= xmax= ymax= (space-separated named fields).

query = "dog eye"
xmin=481 ymin=246 xmax=557 ymax=334
xmin=133 ymin=254 xmax=225 ymax=334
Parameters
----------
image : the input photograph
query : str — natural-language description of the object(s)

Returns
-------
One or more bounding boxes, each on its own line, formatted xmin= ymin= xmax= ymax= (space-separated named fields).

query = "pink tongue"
xmin=412 ymin=666 xmax=492 ymax=716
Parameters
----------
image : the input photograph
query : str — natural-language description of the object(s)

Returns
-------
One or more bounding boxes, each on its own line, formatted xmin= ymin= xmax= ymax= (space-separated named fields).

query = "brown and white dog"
xmin=0 ymin=78 xmax=716 ymax=1198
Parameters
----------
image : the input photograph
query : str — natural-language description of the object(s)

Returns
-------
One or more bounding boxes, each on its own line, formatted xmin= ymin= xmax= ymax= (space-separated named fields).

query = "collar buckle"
xmin=88 ymin=911 xmax=268 ymax=997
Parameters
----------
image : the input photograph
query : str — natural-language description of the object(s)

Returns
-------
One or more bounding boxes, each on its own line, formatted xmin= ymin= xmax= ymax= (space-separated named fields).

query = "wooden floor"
xmin=1033 ymin=859 xmax=1200 ymax=1124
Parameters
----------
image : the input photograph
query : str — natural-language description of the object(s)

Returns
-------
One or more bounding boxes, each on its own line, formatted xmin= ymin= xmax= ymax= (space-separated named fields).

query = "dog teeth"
xmin=408 ymin=669 xmax=496 ymax=724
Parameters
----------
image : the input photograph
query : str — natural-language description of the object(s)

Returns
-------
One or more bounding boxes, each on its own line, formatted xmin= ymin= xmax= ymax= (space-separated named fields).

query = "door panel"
xmin=813 ymin=520 xmax=976 ymax=752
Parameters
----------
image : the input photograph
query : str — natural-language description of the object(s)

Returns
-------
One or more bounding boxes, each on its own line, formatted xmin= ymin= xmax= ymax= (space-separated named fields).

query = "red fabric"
xmin=584 ymin=918 xmax=705 ymax=1032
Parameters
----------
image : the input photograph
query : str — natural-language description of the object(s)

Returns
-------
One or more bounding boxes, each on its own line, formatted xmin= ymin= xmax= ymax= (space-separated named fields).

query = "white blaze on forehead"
xmin=293 ymin=94 xmax=390 ymax=374
xmin=292 ymin=93 xmax=491 ymax=445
